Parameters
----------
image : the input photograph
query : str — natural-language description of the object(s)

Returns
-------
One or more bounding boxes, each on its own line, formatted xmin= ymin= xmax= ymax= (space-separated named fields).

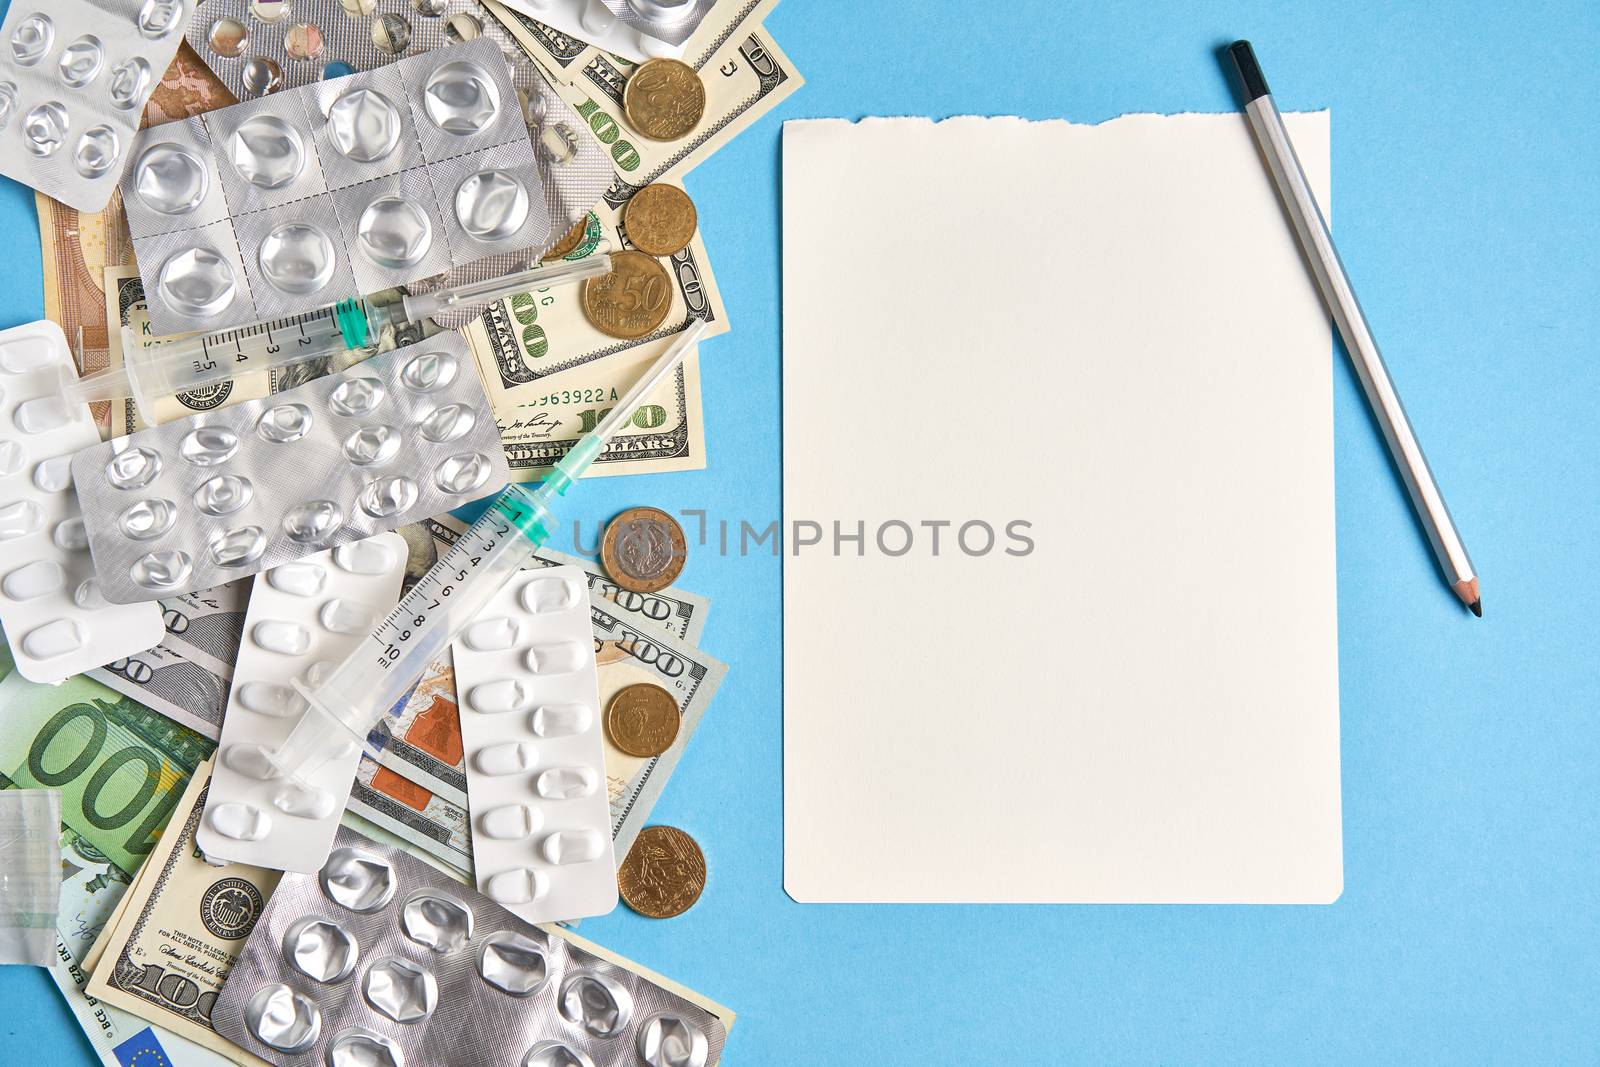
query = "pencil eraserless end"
xmin=1469 ymin=599 xmax=1482 ymax=618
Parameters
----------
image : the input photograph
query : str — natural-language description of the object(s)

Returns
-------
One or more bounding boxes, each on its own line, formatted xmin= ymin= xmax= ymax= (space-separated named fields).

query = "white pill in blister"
xmin=272 ymin=783 xmax=337 ymax=819
xmin=0 ymin=336 xmax=54 ymax=372
xmin=224 ymin=742 xmax=282 ymax=780
xmin=468 ymin=678 xmax=534 ymax=715
xmin=485 ymin=867 xmax=547 ymax=906
xmin=0 ymin=440 xmax=23 ymax=477
xmin=581 ymin=2 xmax=618 ymax=33
xmin=480 ymin=803 xmax=542 ymax=840
xmin=210 ymin=802 xmax=271 ymax=841
xmin=526 ymin=642 xmax=585 ymax=676
xmin=540 ymin=829 xmax=605 ymax=866
xmin=267 ymin=562 xmax=327 ymax=597
xmin=462 ymin=616 xmax=519 ymax=652
xmin=320 ymin=597 xmax=375 ymax=635
xmin=253 ymin=620 xmax=311 ymax=655
xmin=0 ymin=500 xmax=43 ymax=540
xmin=334 ymin=539 xmax=397 ymax=575
xmin=53 ymin=517 xmax=87 ymax=550
xmin=536 ymin=766 xmax=597 ymax=800
xmin=530 ymin=703 xmax=592 ymax=738
xmin=521 ymin=576 xmax=580 ymax=614
xmin=22 ymin=618 xmax=84 ymax=659
xmin=31 ymin=454 xmax=72 ymax=492
xmin=2 ymin=559 xmax=64 ymax=600
xmin=16 ymin=396 xmax=70 ymax=433
xmin=238 ymin=681 xmax=306 ymax=717
xmin=474 ymin=741 xmax=536 ymax=776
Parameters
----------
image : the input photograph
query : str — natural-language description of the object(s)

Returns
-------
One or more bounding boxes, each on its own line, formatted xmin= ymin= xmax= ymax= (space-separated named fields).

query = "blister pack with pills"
xmin=70 ymin=331 xmax=510 ymax=604
xmin=121 ymin=37 xmax=553 ymax=334
xmin=497 ymin=0 xmax=715 ymax=62
xmin=0 ymin=0 xmax=191 ymax=212
xmin=197 ymin=535 xmax=406 ymax=871
xmin=0 ymin=321 xmax=165 ymax=684
xmin=183 ymin=1 xmax=612 ymax=280
xmin=454 ymin=564 xmax=617 ymax=925
xmin=211 ymin=824 xmax=728 ymax=1067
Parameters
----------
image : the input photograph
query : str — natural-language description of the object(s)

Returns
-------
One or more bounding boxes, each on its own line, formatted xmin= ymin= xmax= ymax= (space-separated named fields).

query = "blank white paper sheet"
xmin=782 ymin=113 xmax=1342 ymax=904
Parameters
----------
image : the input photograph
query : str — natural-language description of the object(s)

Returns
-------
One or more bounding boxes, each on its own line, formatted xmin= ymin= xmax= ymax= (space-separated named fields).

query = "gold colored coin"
xmin=542 ymin=215 xmax=587 ymax=261
xmin=623 ymin=184 xmax=698 ymax=258
xmin=622 ymin=59 xmax=705 ymax=142
xmin=604 ymin=683 xmax=681 ymax=757
xmin=580 ymin=250 xmax=673 ymax=340
xmin=601 ymin=506 xmax=686 ymax=594
xmin=618 ymin=825 xmax=705 ymax=919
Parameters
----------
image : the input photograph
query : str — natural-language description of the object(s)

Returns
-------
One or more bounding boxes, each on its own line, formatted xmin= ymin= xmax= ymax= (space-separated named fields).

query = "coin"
xmin=618 ymin=826 xmax=705 ymax=919
xmin=604 ymin=682 xmax=681 ymax=757
xmin=542 ymin=215 xmax=587 ymax=260
xmin=601 ymin=506 xmax=686 ymax=593
xmin=622 ymin=59 xmax=705 ymax=141
xmin=623 ymin=184 xmax=697 ymax=257
xmin=580 ymin=250 xmax=673 ymax=340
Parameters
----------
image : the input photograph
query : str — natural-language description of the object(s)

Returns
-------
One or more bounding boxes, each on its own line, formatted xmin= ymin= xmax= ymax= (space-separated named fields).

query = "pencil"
xmin=1226 ymin=40 xmax=1482 ymax=617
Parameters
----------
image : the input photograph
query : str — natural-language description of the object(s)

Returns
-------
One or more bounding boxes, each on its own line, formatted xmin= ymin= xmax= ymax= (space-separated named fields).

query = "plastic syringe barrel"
xmin=397 ymin=253 xmax=613 ymax=323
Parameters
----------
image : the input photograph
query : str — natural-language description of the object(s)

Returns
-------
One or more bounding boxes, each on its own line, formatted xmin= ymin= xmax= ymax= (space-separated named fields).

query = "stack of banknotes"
xmin=13 ymin=0 xmax=799 ymax=1061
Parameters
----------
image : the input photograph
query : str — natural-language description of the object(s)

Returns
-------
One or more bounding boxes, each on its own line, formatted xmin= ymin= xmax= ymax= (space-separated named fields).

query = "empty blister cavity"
xmin=364 ymin=957 xmax=437 ymax=1024
xmin=359 ymin=475 xmax=417 ymax=518
xmin=23 ymin=101 xmax=68 ymax=156
xmin=137 ymin=0 xmax=186 ymax=39
xmin=343 ymin=425 xmax=400 ymax=466
xmin=237 ymin=681 xmax=307 ymax=718
xmin=524 ymin=1043 xmax=595 ymax=1067
xmin=159 ymin=248 xmax=237 ymax=316
xmin=526 ymin=642 xmax=585 ymax=676
xmin=328 ymin=1028 xmax=404 ymax=1067
xmin=400 ymin=892 xmax=472 ymax=953
xmin=399 ymin=350 xmax=457 ymax=392
xmin=274 ymin=782 xmax=339 ymax=818
xmin=258 ymin=223 xmax=336 ymax=294
xmin=531 ymin=704 xmax=591 ymax=738
xmin=637 ymin=1014 xmax=710 ymax=1067
xmin=418 ymin=403 xmax=475 ymax=443
xmin=0 ymin=83 xmax=13 ymax=129
xmin=195 ymin=474 xmax=253 ymax=515
xmin=267 ymin=562 xmax=327 ymax=597
xmin=10 ymin=14 xmax=51 ymax=66
xmin=422 ymin=60 xmax=499 ymax=134
xmin=334 ymin=539 xmax=397 ymax=575
xmin=257 ymin=403 xmax=314 ymax=442
xmin=31 ymin=455 xmax=72 ymax=492
xmin=211 ymin=526 xmax=268 ymax=568
xmin=119 ymin=499 xmax=176 ymax=541
xmin=522 ymin=575 xmax=580 ymax=614
xmin=106 ymin=446 xmax=161 ymax=489
xmin=321 ymin=847 xmax=397 ymax=912
xmin=559 ymin=974 xmax=633 ymax=1038
xmin=434 ymin=452 xmax=492 ymax=495
xmin=320 ymin=597 xmax=375 ymax=634
xmin=485 ymin=867 xmax=546 ymax=906
xmin=462 ymin=616 xmax=519 ymax=652
xmin=253 ymin=619 xmax=311 ymax=655
xmin=73 ymin=578 xmax=107 ymax=610
xmin=0 ymin=500 xmax=42 ymax=540
xmin=476 ymin=931 xmax=548 ymax=996
xmin=180 ymin=426 xmax=241 ymax=465
xmin=108 ymin=58 xmax=152 ymax=111
xmin=75 ymin=126 xmax=120 ymax=179
xmin=130 ymin=550 xmax=192 ymax=589
xmin=240 ymin=55 xmax=283 ymax=97
xmin=469 ymin=678 xmax=535 ymax=715
xmin=454 ymin=170 xmax=529 ymax=240
xmin=284 ymin=501 xmax=344 ymax=544
xmin=327 ymin=87 xmax=402 ymax=161
xmin=536 ymin=766 xmax=597 ymax=801
xmin=329 ymin=377 xmax=385 ymax=416
xmin=134 ymin=142 xmax=210 ymax=215
xmin=230 ymin=115 xmax=306 ymax=189
xmin=356 ymin=198 xmax=432 ymax=269
xmin=211 ymin=802 xmax=272 ymax=841
xmin=480 ymin=803 xmax=542 ymax=840
xmin=58 ymin=35 xmax=104 ymax=88
xmin=246 ymin=984 xmax=321 ymax=1052
xmin=0 ymin=440 xmax=23 ymax=476
xmin=3 ymin=560 xmax=64 ymax=601
xmin=224 ymin=742 xmax=283 ymax=779
xmin=284 ymin=917 xmax=358 ymax=983
xmin=630 ymin=0 xmax=698 ymax=24
xmin=541 ymin=829 xmax=605 ymax=866
xmin=475 ymin=741 xmax=536 ymax=777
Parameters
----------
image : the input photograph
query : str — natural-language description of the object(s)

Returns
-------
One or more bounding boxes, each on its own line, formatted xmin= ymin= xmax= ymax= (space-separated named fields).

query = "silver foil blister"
xmin=212 ymin=826 xmax=728 ymax=1067
xmin=184 ymin=0 xmax=611 ymax=295
xmin=495 ymin=0 xmax=715 ymax=60
xmin=121 ymin=36 xmax=553 ymax=335
xmin=69 ymin=332 xmax=510 ymax=603
xmin=0 ymin=0 xmax=192 ymax=212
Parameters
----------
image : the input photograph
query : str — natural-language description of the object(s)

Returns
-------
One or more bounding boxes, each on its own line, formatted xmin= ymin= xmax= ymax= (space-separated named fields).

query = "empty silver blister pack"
xmin=211 ymin=825 xmax=729 ymax=1067
xmin=496 ymin=0 xmax=716 ymax=62
xmin=0 ymin=0 xmax=191 ymax=211
xmin=70 ymin=331 xmax=510 ymax=603
xmin=182 ymin=0 xmax=612 ymax=274
xmin=121 ymin=36 xmax=554 ymax=334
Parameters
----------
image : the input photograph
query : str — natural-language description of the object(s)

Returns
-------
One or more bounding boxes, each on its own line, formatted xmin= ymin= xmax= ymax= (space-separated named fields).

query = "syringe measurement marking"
xmin=368 ymin=521 xmax=512 ymax=670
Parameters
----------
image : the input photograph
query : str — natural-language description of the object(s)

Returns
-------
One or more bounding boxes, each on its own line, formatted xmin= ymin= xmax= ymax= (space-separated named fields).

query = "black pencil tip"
xmin=1226 ymin=40 xmax=1271 ymax=102
xmin=1469 ymin=599 xmax=1482 ymax=618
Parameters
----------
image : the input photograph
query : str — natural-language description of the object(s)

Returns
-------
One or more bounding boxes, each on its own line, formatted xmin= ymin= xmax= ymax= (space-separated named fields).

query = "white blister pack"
xmin=197 ymin=534 xmax=406 ymax=872
xmin=453 ymin=564 xmax=618 ymax=923
xmin=0 ymin=321 xmax=163 ymax=684
xmin=500 ymin=0 xmax=716 ymax=62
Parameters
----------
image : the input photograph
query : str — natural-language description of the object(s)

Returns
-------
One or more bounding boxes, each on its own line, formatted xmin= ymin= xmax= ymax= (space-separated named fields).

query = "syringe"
xmin=264 ymin=319 xmax=708 ymax=797
xmin=59 ymin=253 xmax=613 ymax=424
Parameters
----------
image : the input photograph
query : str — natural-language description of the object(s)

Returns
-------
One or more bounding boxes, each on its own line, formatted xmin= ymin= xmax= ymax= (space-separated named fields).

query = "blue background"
xmin=4 ymin=0 xmax=1599 ymax=1063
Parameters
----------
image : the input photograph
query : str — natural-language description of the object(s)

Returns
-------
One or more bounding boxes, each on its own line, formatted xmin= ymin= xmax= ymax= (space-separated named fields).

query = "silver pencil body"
xmin=1243 ymin=94 xmax=1477 ymax=596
